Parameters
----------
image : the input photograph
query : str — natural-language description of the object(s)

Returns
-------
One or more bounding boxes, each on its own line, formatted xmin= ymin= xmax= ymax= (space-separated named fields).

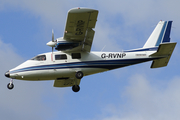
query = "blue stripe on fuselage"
xmin=124 ymin=47 xmax=158 ymax=52
xmin=10 ymin=57 xmax=157 ymax=74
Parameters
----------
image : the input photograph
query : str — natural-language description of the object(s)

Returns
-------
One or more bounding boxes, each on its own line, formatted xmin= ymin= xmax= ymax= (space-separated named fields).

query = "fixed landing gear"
xmin=7 ymin=79 xmax=14 ymax=90
xmin=72 ymin=71 xmax=83 ymax=92
xmin=72 ymin=85 xmax=80 ymax=92
xmin=75 ymin=71 xmax=83 ymax=79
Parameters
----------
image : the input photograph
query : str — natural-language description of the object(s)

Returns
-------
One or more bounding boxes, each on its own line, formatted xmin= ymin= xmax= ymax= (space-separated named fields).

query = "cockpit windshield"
xmin=31 ymin=55 xmax=46 ymax=61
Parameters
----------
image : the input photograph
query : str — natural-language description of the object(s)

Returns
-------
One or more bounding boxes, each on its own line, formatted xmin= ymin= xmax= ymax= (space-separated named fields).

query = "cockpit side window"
xmin=55 ymin=54 xmax=67 ymax=60
xmin=31 ymin=55 xmax=46 ymax=61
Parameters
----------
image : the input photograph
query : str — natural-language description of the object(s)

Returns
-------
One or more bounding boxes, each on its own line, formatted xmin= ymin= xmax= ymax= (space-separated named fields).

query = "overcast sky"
xmin=0 ymin=0 xmax=180 ymax=120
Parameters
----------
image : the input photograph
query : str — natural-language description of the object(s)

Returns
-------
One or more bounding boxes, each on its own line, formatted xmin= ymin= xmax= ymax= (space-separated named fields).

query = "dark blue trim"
xmin=55 ymin=42 xmax=79 ymax=51
xmin=156 ymin=21 xmax=167 ymax=46
xmin=124 ymin=47 xmax=158 ymax=52
xmin=162 ymin=21 xmax=172 ymax=43
xmin=10 ymin=58 xmax=157 ymax=74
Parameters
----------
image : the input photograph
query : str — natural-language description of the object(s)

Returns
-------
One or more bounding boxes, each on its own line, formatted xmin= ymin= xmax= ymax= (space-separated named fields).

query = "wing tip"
xmin=68 ymin=7 xmax=98 ymax=13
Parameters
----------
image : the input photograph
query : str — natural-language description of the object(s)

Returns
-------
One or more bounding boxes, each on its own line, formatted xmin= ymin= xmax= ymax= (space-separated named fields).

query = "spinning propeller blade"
xmin=52 ymin=29 xmax=54 ymax=53
xmin=51 ymin=29 xmax=54 ymax=61
xmin=52 ymin=29 xmax=54 ymax=42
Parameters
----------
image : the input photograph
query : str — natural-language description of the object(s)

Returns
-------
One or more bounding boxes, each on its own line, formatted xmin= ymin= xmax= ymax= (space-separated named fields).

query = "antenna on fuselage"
xmin=101 ymin=45 xmax=106 ymax=52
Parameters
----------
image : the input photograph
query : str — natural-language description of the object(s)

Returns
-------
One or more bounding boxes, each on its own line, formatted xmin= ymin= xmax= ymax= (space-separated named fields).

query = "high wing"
xmin=63 ymin=8 xmax=98 ymax=52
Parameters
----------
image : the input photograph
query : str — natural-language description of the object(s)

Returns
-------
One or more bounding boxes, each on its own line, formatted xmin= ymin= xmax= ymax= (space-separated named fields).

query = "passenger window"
xmin=72 ymin=53 xmax=81 ymax=59
xmin=31 ymin=55 xmax=46 ymax=61
xmin=55 ymin=54 xmax=67 ymax=60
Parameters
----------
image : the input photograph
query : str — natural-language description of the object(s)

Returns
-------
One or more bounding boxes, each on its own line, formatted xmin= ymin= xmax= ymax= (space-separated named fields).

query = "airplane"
xmin=5 ymin=7 xmax=176 ymax=92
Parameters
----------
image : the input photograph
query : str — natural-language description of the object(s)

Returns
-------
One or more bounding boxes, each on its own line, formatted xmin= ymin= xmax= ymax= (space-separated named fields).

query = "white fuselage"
xmin=8 ymin=49 xmax=157 ymax=81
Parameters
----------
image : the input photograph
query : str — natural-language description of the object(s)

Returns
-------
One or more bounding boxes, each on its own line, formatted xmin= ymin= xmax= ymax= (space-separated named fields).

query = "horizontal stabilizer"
xmin=150 ymin=42 xmax=176 ymax=68
xmin=54 ymin=78 xmax=81 ymax=87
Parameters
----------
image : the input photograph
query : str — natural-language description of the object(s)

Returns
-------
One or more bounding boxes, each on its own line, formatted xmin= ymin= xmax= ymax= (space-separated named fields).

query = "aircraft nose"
xmin=5 ymin=71 xmax=10 ymax=78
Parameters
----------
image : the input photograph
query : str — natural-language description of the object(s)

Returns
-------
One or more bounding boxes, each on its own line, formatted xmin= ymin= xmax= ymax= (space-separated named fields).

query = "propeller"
xmin=52 ymin=29 xmax=54 ymax=53
xmin=46 ymin=29 xmax=56 ymax=61
xmin=51 ymin=29 xmax=55 ymax=61
xmin=46 ymin=30 xmax=56 ymax=48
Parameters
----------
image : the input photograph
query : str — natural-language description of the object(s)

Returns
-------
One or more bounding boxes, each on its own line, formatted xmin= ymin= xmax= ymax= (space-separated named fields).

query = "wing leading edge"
xmin=63 ymin=8 xmax=98 ymax=52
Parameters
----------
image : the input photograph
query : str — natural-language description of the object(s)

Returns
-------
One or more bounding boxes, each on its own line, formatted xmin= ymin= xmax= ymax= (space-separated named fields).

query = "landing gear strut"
xmin=72 ymin=71 xmax=83 ymax=92
xmin=7 ymin=79 xmax=14 ymax=90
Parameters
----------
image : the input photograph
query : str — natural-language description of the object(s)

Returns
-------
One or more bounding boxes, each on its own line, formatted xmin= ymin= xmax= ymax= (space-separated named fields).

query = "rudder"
xmin=143 ymin=21 xmax=172 ymax=48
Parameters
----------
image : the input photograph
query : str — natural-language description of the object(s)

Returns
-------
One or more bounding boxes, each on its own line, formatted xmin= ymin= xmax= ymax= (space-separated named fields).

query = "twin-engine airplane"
xmin=5 ymin=8 xmax=176 ymax=92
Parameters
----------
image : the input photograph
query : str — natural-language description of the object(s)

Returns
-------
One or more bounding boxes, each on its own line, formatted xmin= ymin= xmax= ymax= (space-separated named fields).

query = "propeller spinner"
xmin=46 ymin=30 xmax=56 ymax=49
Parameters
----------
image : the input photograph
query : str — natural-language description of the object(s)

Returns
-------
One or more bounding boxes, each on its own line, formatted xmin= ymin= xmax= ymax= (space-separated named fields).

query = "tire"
xmin=75 ymin=71 xmax=83 ymax=79
xmin=72 ymin=85 xmax=80 ymax=92
xmin=7 ymin=83 xmax=14 ymax=90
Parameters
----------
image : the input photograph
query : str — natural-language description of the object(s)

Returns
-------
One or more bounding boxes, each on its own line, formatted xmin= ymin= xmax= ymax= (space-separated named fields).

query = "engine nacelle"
xmin=55 ymin=41 xmax=80 ymax=51
xmin=46 ymin=37 xmax=81 ymax=51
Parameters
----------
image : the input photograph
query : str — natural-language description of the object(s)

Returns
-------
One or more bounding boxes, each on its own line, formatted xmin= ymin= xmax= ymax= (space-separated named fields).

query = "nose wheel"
xmin=7 ymin=79 xmax=14 ymax=90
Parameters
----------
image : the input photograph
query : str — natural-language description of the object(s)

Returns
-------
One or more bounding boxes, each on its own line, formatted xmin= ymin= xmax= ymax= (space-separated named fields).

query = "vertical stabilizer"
xmin=143 ymin=21 xmax=172 ymax=48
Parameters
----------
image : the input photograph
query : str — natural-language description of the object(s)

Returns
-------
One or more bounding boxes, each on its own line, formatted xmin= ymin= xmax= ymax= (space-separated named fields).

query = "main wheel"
xmin=72 ymin=85 xmax=80 ymax=92
xmin=7 ymin=83 xmax=14 ymax=90
xmin=75 ymin=71 xmax=83 ymax=79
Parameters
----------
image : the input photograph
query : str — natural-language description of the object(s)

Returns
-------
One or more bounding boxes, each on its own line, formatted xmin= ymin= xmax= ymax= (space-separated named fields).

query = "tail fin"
xmin=143 ymin=21 xmax=172 ymax=48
